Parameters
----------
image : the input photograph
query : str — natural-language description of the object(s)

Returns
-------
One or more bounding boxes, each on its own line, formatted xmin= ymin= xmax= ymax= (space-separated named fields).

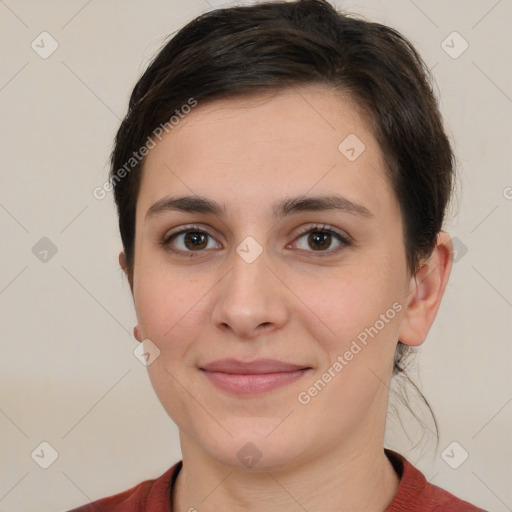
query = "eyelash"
xmin=160 ymin=223 xmax=351 ymax=258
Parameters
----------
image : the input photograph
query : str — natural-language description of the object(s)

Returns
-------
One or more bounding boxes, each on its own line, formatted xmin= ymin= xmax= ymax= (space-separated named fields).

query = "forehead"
xmin=136 ymin=85 xmax=397 ymax=222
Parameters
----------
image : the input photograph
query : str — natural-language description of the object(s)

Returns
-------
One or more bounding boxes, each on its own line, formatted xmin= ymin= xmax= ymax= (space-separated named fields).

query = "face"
xmin=129 ymin=85 xmax=413 ymax=470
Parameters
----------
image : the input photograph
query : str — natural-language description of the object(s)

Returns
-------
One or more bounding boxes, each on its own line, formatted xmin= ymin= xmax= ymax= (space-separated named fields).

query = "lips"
xmin=200 ymin=358 xmax=312 ymax=395
xmin=200 ymin=358 xmax=310 ymax=374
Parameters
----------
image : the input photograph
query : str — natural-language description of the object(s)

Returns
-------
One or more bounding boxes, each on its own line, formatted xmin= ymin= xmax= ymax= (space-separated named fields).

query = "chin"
xmin=195 ymin=424 xmax=310 ymax=472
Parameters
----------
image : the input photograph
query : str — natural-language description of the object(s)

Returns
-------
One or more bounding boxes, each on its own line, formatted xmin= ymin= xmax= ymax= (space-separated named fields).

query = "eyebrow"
xmin=145 ymin=194 xmax=374 ymax=221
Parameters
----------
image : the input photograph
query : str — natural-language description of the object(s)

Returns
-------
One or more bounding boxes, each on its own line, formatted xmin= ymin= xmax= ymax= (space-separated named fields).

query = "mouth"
xmin=199 ymin=358 xmax=313 ymax=395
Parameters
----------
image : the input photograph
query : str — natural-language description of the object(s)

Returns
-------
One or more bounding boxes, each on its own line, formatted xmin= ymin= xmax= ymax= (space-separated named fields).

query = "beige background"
xmin=0 ymin=1 xmax=511 ymax=511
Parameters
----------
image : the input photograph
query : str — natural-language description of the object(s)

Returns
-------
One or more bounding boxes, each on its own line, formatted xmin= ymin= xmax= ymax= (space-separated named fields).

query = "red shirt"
xmin=67 ymin=450 xmax=487 ymax=511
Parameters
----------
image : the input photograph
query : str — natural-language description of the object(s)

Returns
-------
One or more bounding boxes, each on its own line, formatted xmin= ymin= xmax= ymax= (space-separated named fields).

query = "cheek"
xmin=134 ymin=271 xmax=208 ymax=342
xmin=133 ymin=271 xmax=212 ymax=426
xmin=302 ymin=264 xmax=403 ymax=355
xmin=132 ymin=261 xmax=227 ymax=394
xmin=132 ymin=239 xmax=205 ymax=333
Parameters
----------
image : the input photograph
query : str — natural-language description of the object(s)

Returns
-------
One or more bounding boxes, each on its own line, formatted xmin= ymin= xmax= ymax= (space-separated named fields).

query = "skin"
xmin=119 ymin=84 xmax=453 ymax=511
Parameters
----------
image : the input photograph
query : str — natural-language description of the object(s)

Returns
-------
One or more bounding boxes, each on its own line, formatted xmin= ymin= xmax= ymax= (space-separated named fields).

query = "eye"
xmin=162 ymin=226 xmax=221 ymax=257
xmin=289 ymin=224 xmax=351 ymax=256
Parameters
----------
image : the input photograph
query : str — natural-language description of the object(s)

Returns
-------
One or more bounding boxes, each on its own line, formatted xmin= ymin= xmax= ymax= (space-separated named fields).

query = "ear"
xmin=133 ymin=325 xmax=143 ymax=342
xmin=118 ymin=251 xmax=134 ymax=292
xmin=119 ymin=251 xmax=142 ymax=341
xmin=398 ymin=231 xmax=453 ymax=347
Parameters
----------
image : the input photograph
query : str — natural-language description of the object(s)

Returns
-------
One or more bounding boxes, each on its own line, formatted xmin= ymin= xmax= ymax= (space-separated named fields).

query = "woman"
xmin=70 ymin=0 xmax=486 ymax=510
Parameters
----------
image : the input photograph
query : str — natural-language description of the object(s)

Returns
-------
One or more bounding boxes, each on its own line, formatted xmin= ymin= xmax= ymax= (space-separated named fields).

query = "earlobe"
xmin=133 ymin=325 xmax=142 ymax=342
xmin=119 ymin=251 xmax=134 ymax=292
xmin=119 ymin=251 xmax=128 ymax=274
xmin=398 ymin=232 xmax=453 ymax=347
xmin=120 ymin=252 xmax=140 ymax=341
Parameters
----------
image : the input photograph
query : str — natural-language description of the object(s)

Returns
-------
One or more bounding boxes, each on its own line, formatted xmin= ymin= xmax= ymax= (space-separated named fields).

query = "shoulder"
xmin=385 ymin=450 xmax=488 ymax=512
xmin=66 ymin=461 xmax=182 ymax=512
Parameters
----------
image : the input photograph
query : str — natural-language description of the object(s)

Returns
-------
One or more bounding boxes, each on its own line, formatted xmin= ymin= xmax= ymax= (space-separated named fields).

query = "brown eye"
xmin=291 ymin=225 xmax=350 ymax=256
xmin=183 ymin=231 xmax=208 ymax=251
xmin=307 ymin=231 xmax=332 ymax=251
xmin=163 ymin=227 xmax=221 ymax=256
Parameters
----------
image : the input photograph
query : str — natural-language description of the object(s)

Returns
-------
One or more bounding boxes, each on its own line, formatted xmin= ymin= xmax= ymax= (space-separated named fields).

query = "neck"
xmin=172 ymin=432 xmax=400 ymax=512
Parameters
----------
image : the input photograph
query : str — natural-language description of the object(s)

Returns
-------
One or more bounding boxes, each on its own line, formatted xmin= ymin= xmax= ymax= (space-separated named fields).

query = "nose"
xmin=211 ymin=243 xmax=289 ymax=341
